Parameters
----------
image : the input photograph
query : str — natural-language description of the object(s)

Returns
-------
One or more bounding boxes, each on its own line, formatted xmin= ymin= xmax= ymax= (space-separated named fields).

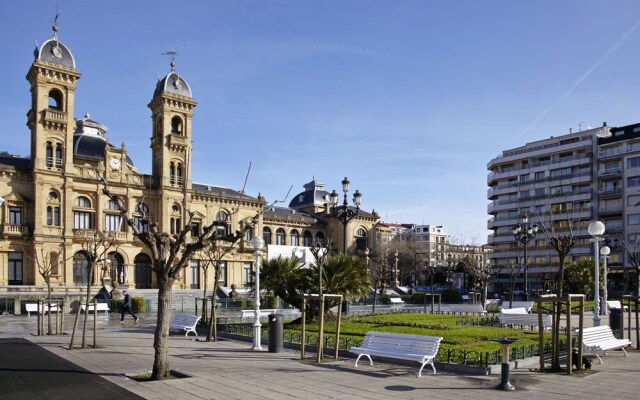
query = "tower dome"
xmin=35 ymin=22 xmax=76 ymax=68
xmin=153 ymin=60 xmax=192 ymax=99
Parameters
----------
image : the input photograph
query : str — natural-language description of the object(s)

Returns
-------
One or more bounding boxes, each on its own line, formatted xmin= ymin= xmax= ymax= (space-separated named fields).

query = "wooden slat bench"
xmin=240 ymin=309 xmax=277 ymax=319
xmin=169 ymin=314 xmax=202 ymax=337
xmin=498 ymin=312 xmax=552 ymax=329
xmin=606 ymin=300 xmax=628 ymax=311
xmin=80 ymin=302 xmax=110 ymax=315
xmin=349 ymin=332 xmax=443 ymax=377
xmin=581 ymin=325 xmax=631 ymax=364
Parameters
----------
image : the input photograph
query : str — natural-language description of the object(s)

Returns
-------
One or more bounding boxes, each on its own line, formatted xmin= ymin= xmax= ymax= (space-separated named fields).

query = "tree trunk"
xmin=207 ymin=268 xmax=220 ymax=342
xmin=202 ymin=269 xmax=209 ymax=323
xmin=151 ymin=275 xmax=175 ymax=380
xmin=81 ymin=263 xmax=94 ymax=349
xmin=46 ymin=279 xmax=53 ymax=335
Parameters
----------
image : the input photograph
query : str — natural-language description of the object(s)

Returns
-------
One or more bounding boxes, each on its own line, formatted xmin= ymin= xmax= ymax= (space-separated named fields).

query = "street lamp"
xmin=512 ymin=214 xmax=538 ymax=301
xmin=330 ymin=177 xmax=362 ymax=254
xmin=600 ymin=245 xmax=610 ymax=316
xmin=446 ymin=254 xmax=454 ymax=287
xmin=588 ymin=220 xmax=605 ymax=327
xmin=250 ymin=236 xmax=265 ymax=350
xmin=394 ymin=250 xmax=399 ymax=287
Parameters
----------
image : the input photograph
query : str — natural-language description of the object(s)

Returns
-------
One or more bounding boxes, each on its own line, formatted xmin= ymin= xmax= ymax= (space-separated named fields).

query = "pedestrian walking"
xmin=120 ymin=290 xmax=139 ymax=323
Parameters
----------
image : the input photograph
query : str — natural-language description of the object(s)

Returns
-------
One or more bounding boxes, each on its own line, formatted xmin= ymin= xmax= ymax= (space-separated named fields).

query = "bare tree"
xmin=68 ymin=230 xmax=116 ymax=349
xmin=367 ymin=250 xmax=392 ymax=312
xmin=497 ymin=261 xmax=520 ymax=309
xmin=24 ymin=246 xmax=63 ymax=335
xmin=461 ymin=253 xmax=492 ymax=309
xmin=618 ymin=236 xmax=640 ymax=297
xmin=200 ymin=238 xmax=243 ymax=342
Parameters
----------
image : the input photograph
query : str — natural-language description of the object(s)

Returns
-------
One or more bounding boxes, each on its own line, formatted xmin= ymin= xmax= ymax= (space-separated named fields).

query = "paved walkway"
xmin=0 ymin=312 xmax=638 ymax=399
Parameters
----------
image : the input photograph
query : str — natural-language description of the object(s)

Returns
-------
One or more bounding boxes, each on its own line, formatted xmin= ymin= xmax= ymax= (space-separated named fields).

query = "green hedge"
xmin=110 ymin=296 xmax=145 ymax=313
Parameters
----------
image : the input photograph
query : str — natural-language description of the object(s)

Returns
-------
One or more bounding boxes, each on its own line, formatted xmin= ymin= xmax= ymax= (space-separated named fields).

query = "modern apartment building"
xmin=488 ymin=122 xmax=639 ymax=297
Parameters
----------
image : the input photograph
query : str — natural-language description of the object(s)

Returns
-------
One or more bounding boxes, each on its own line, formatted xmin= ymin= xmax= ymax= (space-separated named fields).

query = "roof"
xmin=288 ymin=178 xmax=331 ymax=209
xmin=263 ymin=206 xmax=318 ymax=223
xmin=0 ymin=154 xmax=30 ymax=170
xmin=153 ymin=69 xmax=193 ymax=99
xmin=192 ymin=183 xmax=258 ymax=201
xmin=37 ymin=29 xmax=76 ymax=68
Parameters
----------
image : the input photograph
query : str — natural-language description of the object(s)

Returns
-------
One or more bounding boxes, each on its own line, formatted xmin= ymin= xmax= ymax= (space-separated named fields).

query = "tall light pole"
xmin=250 ymin=236 xmax=265 ymax=350
xmin=330 ymin=177 xmax=362 ymax=254
xmin=512 ymin=214 xmax=538 ymax=301
xmin=588 ymin=220 xmax=605 ymax=327
xmin=394 ymin=250 xmax=399 ymax=287
xmin=600 ymin=245 xmax=610 ymax=316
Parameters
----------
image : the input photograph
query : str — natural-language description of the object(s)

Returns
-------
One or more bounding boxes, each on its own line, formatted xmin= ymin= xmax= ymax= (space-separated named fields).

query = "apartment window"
xmin=534 ymin=188 xmax=545 ymax=197
xmin=243 ymin=262 xmax=252 ymax=286
xmin=519 ymin=174 xmax=530 ymax=183
xmin=628 ymin=214 xmax=640 ymax=226
xmin=9 ymin=207 xmax=22 ymax=225
xmin=534 ymin=171 xmax=545 ymax=180
xmin=629 ymin=176 xmax=640 ymax=188
xmin=629 ymin=141 xmax=640 ymax=152
xmin=190 ymin=260 xmax=200 ymax=289
xmin=550 ymin=167 xmax=571 ymax=178
xmin=629 ymin=157 xmax=640 ymax=169
xmin=8 ymin=252 xmax=23 ymax=285
xmin=629 ymin=195 xmax=640 ymax=207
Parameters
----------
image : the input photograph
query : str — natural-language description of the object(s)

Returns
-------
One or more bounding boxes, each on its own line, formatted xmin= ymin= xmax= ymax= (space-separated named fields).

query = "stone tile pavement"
xmin=0 ymin=312 xmax=639 ymax=399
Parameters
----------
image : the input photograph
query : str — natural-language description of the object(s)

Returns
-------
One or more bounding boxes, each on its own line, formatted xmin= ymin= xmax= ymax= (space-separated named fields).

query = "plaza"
xmin=0 ymin=310 xmax=638 ymax=400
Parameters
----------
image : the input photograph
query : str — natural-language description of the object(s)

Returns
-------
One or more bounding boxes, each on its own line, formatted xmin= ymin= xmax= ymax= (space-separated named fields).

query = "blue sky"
xmin=2 ymin=1 xmax=640 ymax=244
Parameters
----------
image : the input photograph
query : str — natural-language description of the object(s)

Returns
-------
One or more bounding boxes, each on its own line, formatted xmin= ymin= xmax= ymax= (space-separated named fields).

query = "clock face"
xmin=110 ymin=158 xmax=121 ymax=170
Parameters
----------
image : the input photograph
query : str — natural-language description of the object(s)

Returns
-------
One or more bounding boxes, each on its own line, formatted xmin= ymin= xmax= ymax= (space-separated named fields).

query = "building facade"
xmin=0 ymin=24 xmax=378 ymax=295
xmin=487 ymin=122 xmax=640 ymax=297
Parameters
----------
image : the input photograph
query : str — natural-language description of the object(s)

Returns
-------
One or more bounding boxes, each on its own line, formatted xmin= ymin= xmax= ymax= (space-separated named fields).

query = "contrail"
xmin=513 ymin=18 xmax=640 ymax=145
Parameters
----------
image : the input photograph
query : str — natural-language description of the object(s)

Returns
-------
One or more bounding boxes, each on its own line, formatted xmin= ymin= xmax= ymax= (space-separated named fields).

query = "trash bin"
xmin=609 ymin=307 xmax=624 ymax=339
xmin=268 ymin=313 xmax=284 ymax=353
xmin=341 ymin=300 xmax=350 ymax=315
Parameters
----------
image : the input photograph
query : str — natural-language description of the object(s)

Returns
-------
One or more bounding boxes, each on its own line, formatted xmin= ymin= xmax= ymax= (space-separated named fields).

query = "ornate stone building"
xmin=0 ymin=24 xmax=378 ymax=294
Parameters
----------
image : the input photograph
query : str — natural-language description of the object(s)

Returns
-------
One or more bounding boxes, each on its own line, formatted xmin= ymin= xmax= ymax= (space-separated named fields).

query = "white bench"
xmin=80 ymin=302 xmax=110 ymax=315
xmin=169 ymin=314 xmax=202 ymax=337
xmin=500 ymin=307 xmax=528 ymax=314
xmin=240 ymin=309 xmax=277 ymax=319
xmin=447 ymin=304 xmax=486 ymax=314
xmin=24 ymin=303 xmax=60 ymax=317
xmin=499 ymin=301 xmax=534 ymax=313
xmin=349 ymin=332 xmax=443 ymax=377
xmin=389 ymin=297 xmax=404 ymax=306
xmin=498 ymin=312 xmax=552 ymax=329
xmin=581 ymin=325 xmax=631 ymax=364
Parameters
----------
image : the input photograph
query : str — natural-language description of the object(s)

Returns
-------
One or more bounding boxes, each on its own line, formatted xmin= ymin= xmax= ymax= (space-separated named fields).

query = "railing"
xmin=1 ymin=224 xmax=29 ymax=235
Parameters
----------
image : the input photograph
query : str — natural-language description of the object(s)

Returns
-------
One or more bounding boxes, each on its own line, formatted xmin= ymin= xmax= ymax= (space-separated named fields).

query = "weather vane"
xmin=161 ymin=43 xmax=179 ymax=71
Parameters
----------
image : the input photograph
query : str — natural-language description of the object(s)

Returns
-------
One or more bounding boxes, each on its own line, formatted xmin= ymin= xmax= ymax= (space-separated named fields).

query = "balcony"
xmin=168 ymin=133 xmax=188 ymax=150
xmin=43 ymin=108 xmax=68 ymax=131
xmin=1 ymin=224 xmax=29 ymax=236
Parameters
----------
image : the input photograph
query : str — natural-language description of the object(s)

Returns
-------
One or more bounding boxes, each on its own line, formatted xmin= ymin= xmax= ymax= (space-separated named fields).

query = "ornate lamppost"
xmin=600 ymin=245 xmax=610 ymax=316
xmin=250 ymin=236 xmax=265 ymax=350
xmin=394 ymin=250 xmax=399 ymax=287
xmin=588 ymin=220 xmax=605 ymax=327
xmin=330 ymin=177 xmax=362 ymax=254
xmin=512 ymin=214 xmax=538 ymax=301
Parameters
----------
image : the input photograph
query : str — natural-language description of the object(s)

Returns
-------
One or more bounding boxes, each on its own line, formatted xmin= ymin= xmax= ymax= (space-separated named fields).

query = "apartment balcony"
xmin=598 ymin=147 xmax=625 ymax=159
xmin=598 ymin=188 xmax=623 ymax=198
xmin=598 ymin=205 xmax=623 ymax=216
xmin=43 ymin=108 xmax=68 ymax=132
xmin=598 ymin=167 xmax=622 ymax=178
xmin=1 ymin=223 xmax=29 ymax=237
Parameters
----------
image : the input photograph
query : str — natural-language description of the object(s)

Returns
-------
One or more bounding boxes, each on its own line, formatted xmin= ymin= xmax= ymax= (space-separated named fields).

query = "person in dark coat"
xmin=120 ymin=290 xmax=139 ymax=323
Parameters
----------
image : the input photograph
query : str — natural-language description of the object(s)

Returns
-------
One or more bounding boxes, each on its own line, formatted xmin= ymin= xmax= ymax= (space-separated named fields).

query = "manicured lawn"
xmin=286 ymin=313 xmax=550 ymax=353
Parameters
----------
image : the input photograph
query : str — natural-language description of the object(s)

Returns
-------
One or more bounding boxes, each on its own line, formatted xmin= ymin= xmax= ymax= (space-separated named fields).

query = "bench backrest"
xmin=171 ymin=314 xmax=201 ymax=327
xmin=449 ymin=304 xmax=484 ymax=312
xmin=500 ymin=307 xmax=528 ymax=314
xmin=498 ymin=313 xmax=551 ymax=326
xmin=582 ymin=326 xmax=617 ymax=345
xmin=361 ymin=332 xmax=442 ymax=356
xmin=500 ymin=301 xmax=533 ymax=312
xmin=389 ymin=297 xmax=404 ymax=304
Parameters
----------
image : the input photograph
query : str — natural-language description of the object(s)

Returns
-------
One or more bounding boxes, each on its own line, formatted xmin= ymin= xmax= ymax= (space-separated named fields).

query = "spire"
xmin=162 ymin=44 xmax=179 ymax=72
xmin=52 ymin=2 xmax=60 ymax=40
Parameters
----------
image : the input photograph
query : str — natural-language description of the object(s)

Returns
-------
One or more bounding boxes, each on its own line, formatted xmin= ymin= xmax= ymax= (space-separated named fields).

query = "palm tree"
xmin=310 ymin=254 xmax=371 ymax=311
xmin=259 ymin=256 xmax=309 ymax=312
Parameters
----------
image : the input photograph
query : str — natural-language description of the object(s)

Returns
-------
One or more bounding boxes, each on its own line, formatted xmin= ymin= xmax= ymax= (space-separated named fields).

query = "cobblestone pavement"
xmin=0 ymin=311 xmax=639 ymax=399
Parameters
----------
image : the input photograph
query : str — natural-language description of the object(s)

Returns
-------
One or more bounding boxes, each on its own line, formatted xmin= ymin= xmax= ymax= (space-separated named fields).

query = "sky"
xmin=2 ymin=0 xmax=640 ymax=245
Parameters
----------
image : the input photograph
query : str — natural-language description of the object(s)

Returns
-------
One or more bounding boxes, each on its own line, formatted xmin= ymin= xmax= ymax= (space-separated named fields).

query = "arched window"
xmin=276 ymin=228 xmax=286 ymax=245
xmin=169 ymin=162 xmax=176 ymax=185
xmin=46 ymin=190 xmax=61 ymax=226
xmin=356 ymin=227 xmax=368 ymax=250
xmin=73 ymin=251 xmax=90 ymax=286
xmin=170 ymin=204 xmax=181 ymax=234
xmin=263 ymin=227 xmax=272 ymax=245
xmin=48 ymin=89 xmax=63 ymax=110
xmin=134 ymin=253 xmax=152 ymax=288
xmin=104 ymin=199 xmax=123 ymax=232
xmin=171 ymin=116 xmax=183 ymax=135
xmin=134 ymin=203 xmax=149 ymax=233
xmin=73 ymin=196 xmax=93 ymax=229
xmin=315 ymin=232 xmax=325 ymax=246
xmin=176 ymin=163 xmax=183 ymax=186
xmin=303 ymin=230 xmax=313 ymax=247
xmin=216 ymin=211 xmax=229 ymax=236
xmin=108 ymin=252 xmax=125 ymax=284
xmin=290 ymin=229 xmax=299 ymax=246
